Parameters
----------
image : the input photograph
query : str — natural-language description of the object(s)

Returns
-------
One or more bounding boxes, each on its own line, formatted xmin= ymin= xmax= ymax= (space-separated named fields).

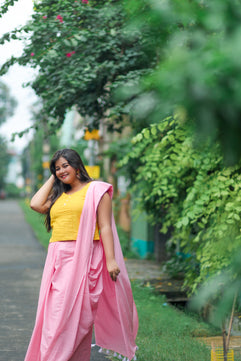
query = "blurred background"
xmin=1 ymin=1 xmax=241 ymax=359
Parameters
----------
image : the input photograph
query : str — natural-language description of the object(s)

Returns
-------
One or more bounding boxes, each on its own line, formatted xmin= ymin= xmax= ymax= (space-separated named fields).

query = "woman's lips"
xmin=61 ymin=174 xmax=68 ymax=179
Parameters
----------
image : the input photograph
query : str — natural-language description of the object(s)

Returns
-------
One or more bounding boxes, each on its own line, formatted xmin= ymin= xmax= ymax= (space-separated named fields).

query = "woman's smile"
xmin=60 ymin=173 xmax=69 ymax=180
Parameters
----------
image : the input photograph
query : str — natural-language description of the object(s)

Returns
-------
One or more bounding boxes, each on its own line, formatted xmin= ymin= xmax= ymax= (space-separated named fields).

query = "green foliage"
xmin=0 ymin=136 xmax=10 ymax=190
xmin=21 ymin=117 xmax=60 ymax=192
xmin=116 ymin=225 xmax=139 ymax=259
xmin=120 ymin=117 xmax=241 ymax=293
xmin=0 ymin=0 xmax=18 ymax=18
xmin=0 ymin=81 xmax=17 ymax=191
xmin=121 ymin=0 xmax=241 ymax=162
xmin=19 ymin=199 xmax=50 ymax=248
xmin=103 ymin=136 xmax=132 ymax=175
xmin=29 ymin=131 xmax=45 ymax=187
xmin=5 ymin=183 xmax=23 ymax=197
xmin=2 ymin=0 xmax=241 ymax=160
xmin=0 ymin=80 xmax=17 ymax=125
xmin=0 ymin=0 xmax=153 ymax=132
xmin=191 ymin=249 xmax=241 ymax=329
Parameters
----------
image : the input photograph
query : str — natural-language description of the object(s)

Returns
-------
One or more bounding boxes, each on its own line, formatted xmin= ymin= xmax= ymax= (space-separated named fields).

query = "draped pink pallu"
xmin=25 ymin=181 xmax=138 ymax=361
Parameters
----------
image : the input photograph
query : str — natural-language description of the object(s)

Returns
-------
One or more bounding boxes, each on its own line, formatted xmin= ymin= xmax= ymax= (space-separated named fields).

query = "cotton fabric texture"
xmin=49 ymin=182 xmax=99 ymax=242
xmin=24 ymin=181 xmax=138 ymax=361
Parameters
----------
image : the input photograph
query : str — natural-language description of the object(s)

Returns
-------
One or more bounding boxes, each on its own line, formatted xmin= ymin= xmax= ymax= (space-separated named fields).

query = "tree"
xmin=0 ymin=0 xmax=154 ymax=133
xmin=21 ymin=115 xmax=60 ymax=193
xmin=2 ymin=0 xmax=241 ymax=159
xmin=120 ymin=117 xmax=241 ymax=293
xmin=120 ymin=0 xmax=241 ymax=163
xmin=0 ymin=136 xmax=10 ymax=191
xmin=0 ymin=80 xmax=17 ymax=125
xmin=0 ymin=80 xmax=17 ymax=191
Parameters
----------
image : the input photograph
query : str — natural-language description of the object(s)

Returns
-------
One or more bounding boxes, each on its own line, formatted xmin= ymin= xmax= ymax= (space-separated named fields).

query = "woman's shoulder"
xmin=90 ymin=180 xmax=111 ymax=187
xmin=88 ymin=181 xmax=113 ymax=198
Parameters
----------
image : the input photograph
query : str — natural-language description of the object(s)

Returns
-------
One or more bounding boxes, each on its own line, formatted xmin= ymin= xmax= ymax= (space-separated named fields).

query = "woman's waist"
xmin=49 ymin=225 xmax=78 ymax=242
xmin=49 ymin=238 xmax=76 ymax=243
xmin=50 ymin=227 xmax=100 ymax=243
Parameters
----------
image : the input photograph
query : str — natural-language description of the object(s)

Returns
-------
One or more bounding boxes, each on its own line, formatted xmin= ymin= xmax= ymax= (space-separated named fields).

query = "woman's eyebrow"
xmin=56 ymin=162 xmax=69 ymax=168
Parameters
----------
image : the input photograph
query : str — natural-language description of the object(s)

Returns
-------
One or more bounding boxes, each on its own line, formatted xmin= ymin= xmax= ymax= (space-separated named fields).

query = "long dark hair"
xmin=45 ymin=148 xmax=92 ymax=232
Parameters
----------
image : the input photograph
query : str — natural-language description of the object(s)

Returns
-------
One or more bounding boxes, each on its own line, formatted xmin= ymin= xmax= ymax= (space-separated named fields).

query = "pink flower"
xmin=31 ymin=52 xmax=35 ymax=56
xmin=82 ymin=0 xmax=89 ymax=3
xmin=66 ymin=51 xmax=76 ymax=57
xmin=42 ymin=15 xmax=47 ymax=19
xmin=56 ymin=15 xmax=63 ymax=23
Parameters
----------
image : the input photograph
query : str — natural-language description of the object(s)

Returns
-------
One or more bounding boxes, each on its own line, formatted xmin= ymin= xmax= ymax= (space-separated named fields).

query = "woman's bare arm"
xmin=97 ymin=192 xmax=120 ymax=281
xmin=30 ymin=175 xmax=55 ymax=214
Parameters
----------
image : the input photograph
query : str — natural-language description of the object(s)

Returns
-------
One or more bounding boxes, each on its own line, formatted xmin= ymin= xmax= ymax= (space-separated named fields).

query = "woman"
xmin=24 ymin=149 xmax=138 ymax=361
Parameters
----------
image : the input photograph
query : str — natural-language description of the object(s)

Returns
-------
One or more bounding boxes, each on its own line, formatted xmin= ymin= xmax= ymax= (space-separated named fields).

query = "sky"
xmin=0 ymin=0 xmax=38 ymax=153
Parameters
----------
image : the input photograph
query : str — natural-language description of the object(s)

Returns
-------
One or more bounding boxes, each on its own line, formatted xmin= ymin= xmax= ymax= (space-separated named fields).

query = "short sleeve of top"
xmin=49 ymin=182 xmax=99 ymax=243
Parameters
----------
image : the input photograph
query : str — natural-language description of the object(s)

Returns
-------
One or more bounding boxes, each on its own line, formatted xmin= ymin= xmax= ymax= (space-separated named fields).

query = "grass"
xmin=20 ymin=199 xmax=221 ymax=361
xmin=117 ymin=282 xmax=218 ymax=361
xmin=19 ymin=199 xmax=50 ymax=249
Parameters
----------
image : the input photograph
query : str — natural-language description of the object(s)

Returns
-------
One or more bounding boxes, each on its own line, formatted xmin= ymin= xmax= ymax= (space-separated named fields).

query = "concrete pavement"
xmin=0 ymin=200 xmax=107 ymax=361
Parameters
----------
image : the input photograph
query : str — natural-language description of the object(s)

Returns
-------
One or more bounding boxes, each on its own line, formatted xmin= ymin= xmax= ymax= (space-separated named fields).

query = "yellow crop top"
xmin=49 ymin=182 xmax=99 ymax=243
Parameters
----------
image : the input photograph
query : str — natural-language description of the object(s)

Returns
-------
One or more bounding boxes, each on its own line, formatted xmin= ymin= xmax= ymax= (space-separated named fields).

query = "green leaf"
xmin=182 ymin=216 xmax=189 ymax=226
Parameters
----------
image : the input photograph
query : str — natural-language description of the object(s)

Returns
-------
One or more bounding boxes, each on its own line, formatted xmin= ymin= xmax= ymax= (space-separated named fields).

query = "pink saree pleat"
xmin=25 ymin=240 xmax=103 ymax=361
xmin=94 ymin=214 xmax=138 ymax=358
xmin=85 ymin=182 xmax=138 ymax=360
xmin=24 ymin=181 xmax=138 ymax=361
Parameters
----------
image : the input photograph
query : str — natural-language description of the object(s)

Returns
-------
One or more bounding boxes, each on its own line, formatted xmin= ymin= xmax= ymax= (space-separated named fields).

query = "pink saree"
xmin=24 ymin=181 xmax=138 ymax=361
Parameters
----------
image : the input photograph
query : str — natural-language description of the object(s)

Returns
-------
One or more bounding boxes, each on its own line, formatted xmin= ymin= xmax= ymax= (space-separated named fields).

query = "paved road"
xmin=0 ymin=200 xmax=107 ymax=361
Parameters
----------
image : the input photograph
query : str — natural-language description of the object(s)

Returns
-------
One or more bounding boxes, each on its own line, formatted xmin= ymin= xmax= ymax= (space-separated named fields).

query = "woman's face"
xmin=55 ymin=157 xmax=78 ymax=185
